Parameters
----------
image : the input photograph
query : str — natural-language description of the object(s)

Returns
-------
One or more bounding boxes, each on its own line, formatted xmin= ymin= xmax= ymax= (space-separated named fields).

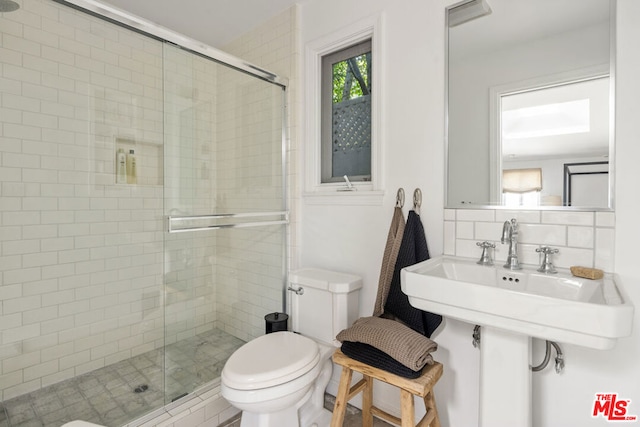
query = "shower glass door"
xmin=162 ymin=43 xmax=287 ymax=403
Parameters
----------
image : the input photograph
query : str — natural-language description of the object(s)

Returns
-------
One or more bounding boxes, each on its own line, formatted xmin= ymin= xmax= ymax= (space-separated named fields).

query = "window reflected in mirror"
xmin=498 ymin=77 xmax=609 ymax=208
xmin=502 ymin=168 xmax=543 ymax=207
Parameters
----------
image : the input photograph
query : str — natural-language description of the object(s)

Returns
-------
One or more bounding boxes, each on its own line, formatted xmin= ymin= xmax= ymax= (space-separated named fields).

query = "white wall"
xmin=298 ymin=0 xmax=456 ymax=423
xmin=299 ymin=1 xmax=640 ymax=426
xmin=299 ymin=0 xmax=445 ymax=323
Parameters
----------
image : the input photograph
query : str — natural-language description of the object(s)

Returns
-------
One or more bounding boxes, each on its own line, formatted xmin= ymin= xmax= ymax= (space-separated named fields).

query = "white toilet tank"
xmin=288 ymin=268 xmax=362 ymax=346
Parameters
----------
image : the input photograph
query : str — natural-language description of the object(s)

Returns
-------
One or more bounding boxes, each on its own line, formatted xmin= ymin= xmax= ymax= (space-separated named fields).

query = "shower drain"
xmin=134 ymin=384 xmax=149 ymax=393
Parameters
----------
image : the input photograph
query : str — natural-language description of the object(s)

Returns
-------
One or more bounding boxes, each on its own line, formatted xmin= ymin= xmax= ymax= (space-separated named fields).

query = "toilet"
xmin=221 ymin=268 xmax=362 ymax=427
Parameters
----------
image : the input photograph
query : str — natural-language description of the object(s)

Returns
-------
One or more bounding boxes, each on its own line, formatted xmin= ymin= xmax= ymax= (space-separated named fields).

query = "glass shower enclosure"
xmin=161 ymin=43 xmax=287 ymax=403
xmin=0 ymin=1 xmax=287 ymax=425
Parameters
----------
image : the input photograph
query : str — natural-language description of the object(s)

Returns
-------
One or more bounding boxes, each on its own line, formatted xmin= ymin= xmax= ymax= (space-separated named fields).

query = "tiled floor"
xmin=1 ymin=330 xmax=394 ymax=427
xmin=220 ymin=394 xmax=394 ymax=427
xmin=0 ymin=329 xmax=244 ymax=427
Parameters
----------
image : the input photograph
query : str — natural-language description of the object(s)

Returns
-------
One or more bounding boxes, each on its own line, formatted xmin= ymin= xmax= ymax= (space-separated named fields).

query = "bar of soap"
xmin=570 ymin=266 xmax=604 ymax=280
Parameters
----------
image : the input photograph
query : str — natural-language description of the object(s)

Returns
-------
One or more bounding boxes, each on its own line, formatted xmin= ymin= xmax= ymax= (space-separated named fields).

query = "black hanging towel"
xmin=383 ymin=210 xmax=442 ymax=337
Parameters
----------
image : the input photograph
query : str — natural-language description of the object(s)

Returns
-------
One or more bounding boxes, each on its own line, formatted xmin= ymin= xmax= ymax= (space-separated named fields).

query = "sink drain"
xmin=134 ymin=384 xmax=149 ymax=393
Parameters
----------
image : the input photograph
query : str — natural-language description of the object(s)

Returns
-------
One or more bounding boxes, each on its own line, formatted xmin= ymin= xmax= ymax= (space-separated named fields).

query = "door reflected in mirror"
xmin=446 ymin=0 xmax=614 ymax=210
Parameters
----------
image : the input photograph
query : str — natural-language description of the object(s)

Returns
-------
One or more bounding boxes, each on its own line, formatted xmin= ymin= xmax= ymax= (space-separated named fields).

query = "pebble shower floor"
xmin=0 ymin=329 xmax=244 ymax=427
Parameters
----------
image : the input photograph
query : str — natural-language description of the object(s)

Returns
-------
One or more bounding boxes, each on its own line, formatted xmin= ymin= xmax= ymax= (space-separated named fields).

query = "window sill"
xmin=303 ymin=190 xmax=385 ymax=206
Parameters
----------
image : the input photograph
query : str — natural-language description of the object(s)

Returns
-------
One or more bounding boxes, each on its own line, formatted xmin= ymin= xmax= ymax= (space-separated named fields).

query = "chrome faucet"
xmin=501 ymin=218 xmax=522 ymax=270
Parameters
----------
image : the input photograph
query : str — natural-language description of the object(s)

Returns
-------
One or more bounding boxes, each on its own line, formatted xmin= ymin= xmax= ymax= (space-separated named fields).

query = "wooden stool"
xmin=330 ymin=349 xmax=442 ymax=427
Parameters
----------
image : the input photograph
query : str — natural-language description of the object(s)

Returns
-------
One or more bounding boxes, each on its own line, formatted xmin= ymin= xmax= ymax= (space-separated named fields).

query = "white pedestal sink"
xmin=401 ymin=256 xmax=634 ymax=427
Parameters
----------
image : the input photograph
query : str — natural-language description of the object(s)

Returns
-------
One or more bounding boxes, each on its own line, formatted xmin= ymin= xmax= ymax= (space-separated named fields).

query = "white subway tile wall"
xmin=0 ymin=0 xmax=290 ymax=411
xmin=174 ymin=44 xmax=287 ymax=343
xmin=0 ymin=0 xmax=166 ymax=401
xmin=443 ymin=209 xmax=615 ymax=272
xmin=224 ymin=5 xmax=300 ymax=270
xmin=137 ymin=7 xmax=296 ymax=427
xmin=162 ymin=45 xmax=219 ymax=352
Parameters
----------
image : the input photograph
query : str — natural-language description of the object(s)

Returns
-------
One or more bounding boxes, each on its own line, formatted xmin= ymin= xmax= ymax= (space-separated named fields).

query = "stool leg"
xmin=423 ymin=390 xmax=441 ymax=427
xmin=400 ymin=389 xmax=415 ymax=427
xmin=362 ymin=375 xmax=373 ymax=427
xmin=331 ymin=366 xmax=353 ymax=427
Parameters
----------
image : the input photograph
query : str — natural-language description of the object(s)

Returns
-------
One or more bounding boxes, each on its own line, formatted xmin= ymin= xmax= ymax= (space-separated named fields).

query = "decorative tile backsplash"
xmin=444 ymin=209 xmax=615 ymax=272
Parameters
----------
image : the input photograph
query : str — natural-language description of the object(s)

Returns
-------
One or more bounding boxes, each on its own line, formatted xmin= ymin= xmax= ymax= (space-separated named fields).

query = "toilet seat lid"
xmin=222 ymin=332 xmax=319 ymax=390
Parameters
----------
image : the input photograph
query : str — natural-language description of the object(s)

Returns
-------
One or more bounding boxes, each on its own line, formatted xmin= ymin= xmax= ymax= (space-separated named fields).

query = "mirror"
xmin=446 ymin=0 xmax=614 ymax=209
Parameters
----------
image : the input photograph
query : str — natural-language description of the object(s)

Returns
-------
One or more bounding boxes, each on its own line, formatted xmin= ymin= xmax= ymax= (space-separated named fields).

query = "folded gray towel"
xmin=336 ymin=316 xmax=437 ymax=371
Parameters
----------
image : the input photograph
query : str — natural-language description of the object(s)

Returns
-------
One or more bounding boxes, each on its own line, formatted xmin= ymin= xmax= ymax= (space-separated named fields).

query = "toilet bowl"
xmin=221 ymin=332 xmax=332 ymax=426
xmin=221 ymin=268 xmax=362 ymax=427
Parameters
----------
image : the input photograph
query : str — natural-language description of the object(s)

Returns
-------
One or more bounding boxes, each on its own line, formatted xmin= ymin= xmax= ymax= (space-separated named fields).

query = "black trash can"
xmin=264 ymin=312 xmax=289 ymax=334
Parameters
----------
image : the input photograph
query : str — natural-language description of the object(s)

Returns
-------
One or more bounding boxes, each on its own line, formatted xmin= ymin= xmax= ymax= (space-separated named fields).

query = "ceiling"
xmin=99 ymin=0 xmax=303 ymax=48
xmin=449 ymin=0 xmax=610 ymax=62
xmin=449 ymin=0 xmax=611 ymax=161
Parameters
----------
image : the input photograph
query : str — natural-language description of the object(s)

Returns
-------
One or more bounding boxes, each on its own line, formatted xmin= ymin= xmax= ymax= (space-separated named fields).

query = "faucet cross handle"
xmin=477 ymin=241 xmax=496 ymax=249
xmin=536 ymin=246 xmax=559 ymax=255
xmin=476 ymin=241 xmax=496 ymax=266
xmin=536 ymin=246 xmax=559 ymax=274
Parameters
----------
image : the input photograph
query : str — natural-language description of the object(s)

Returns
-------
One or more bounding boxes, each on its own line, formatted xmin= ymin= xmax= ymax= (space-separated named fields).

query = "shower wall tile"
xmin=0 ymin=0 xmax=168 ymax=401
xmin=216 ymin=7 xmax=295 ymax=342
xmin=1 ymin=0 xmax=292 ymax=411
xmin=446 ymin=208 xmax=615 ymax=271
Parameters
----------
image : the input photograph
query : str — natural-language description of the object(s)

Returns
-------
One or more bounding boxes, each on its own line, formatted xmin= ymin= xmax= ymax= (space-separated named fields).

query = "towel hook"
xmin=396 ymin=188 xmax=405 ymax=208
xmin=413 ymin=188 xmax=422 ymax=213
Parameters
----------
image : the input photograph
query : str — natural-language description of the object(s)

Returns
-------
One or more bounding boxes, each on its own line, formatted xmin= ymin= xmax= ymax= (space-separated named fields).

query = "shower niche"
xmin=114 ymin=137 xmax=164 ymax=186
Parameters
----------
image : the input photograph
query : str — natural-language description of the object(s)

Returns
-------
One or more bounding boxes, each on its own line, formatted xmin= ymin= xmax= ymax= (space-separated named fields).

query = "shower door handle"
xmin=167 ymin=211 xmax=288 ymax=233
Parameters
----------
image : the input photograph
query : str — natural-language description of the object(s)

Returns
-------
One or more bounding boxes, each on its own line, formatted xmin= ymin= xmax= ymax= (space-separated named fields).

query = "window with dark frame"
xmin=320 ymin=40 xmax=372 ymax=183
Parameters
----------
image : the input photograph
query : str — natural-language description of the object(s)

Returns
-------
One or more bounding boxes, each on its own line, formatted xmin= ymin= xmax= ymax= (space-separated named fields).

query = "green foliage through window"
xmin=332 ymin=52 xmax=371 ymax=104
xmin=320 ymin=39 xmax=373 ymax=183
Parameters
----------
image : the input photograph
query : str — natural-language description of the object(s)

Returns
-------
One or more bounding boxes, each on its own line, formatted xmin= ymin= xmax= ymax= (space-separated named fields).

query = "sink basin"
xmin=403 ymin=255 xmax=635 ymax=426
xmin=401 ymin=255 xmax=634 ymax=350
